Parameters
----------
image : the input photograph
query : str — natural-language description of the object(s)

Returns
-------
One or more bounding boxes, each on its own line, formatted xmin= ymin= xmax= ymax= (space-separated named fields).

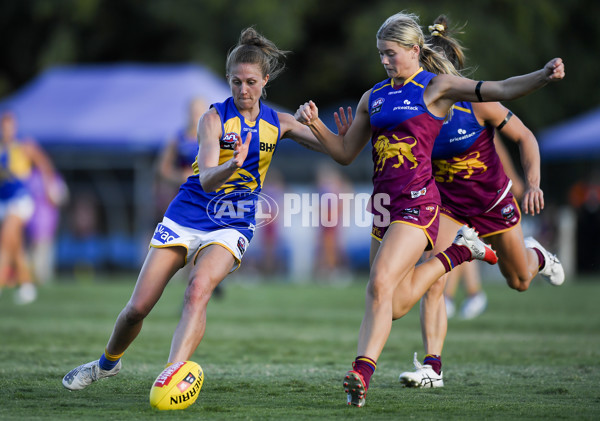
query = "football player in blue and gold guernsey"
xmin=295 ymin=11 xmax=564 ymax=407
xmin=62 ymin=27 xmax=329 ymax=393
xmin=0 ymin=111 xmax=60 ymax=304
xmin=0 ymin=140 xmax=36 ymax=304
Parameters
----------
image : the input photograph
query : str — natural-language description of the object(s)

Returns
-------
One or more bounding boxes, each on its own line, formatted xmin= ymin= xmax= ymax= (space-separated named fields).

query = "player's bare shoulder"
xmin=471 ymin=101 xmax=509 ymax=125
xmin=197 ymin=107 xmax=222 ymax=139
xmin=199 ymin=107 xmax=220 ymax=126
xmin=359 ymin=88 xmax=372 ymax=106
xmin=350 ymin=89 xmax=372 ymax=117
xmin=277 ymin=111 xmax=294 ymax=126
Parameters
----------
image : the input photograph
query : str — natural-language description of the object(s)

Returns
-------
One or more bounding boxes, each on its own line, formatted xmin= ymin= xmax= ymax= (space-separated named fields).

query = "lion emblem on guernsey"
xmin=373 ymin=134 xmax=418 ymax=172
xmin=433 ymin=151 xmax=488 ymax=183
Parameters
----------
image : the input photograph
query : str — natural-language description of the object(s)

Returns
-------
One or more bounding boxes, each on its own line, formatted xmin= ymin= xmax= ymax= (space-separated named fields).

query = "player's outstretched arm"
xmin=295 ymin=91 xmax=371 ymax=166
xmin=277 ymin=112 xmax=327 ymax=154
xmin=427 ymin=58 xmax=565 ymax=116
xmin=475 ymin=58 xmax=564 ymax=102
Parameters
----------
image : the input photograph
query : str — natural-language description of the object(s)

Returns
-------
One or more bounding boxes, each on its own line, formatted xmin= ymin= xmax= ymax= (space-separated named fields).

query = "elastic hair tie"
xmin=497 ymin=110 xmax=513 ymax=131
xmin=428 ymin=24 xmax=445 ymax=36
xmin=475 ymin=80 xmax=484 ymax=102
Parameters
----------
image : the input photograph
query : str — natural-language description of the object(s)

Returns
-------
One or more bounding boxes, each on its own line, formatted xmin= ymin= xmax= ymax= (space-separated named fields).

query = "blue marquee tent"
xmin=0 ymin=64 xmax=236 ymax=271
xmin=0 ymin=63 xmax=232 ymax=151
xmin=538 ymin=107 xmax=600 ymax=161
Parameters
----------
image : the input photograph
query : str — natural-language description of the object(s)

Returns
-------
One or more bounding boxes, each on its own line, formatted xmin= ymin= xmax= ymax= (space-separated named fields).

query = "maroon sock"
xmin=531 ymin=247 xmax=546 ymax=270
xmin=423 ymin=354 xmax=442 ymax=375
xmin=352 ymin=356 xmax=376 ymax=389
xmin=435 ymin=243 xmax=472 ymax=273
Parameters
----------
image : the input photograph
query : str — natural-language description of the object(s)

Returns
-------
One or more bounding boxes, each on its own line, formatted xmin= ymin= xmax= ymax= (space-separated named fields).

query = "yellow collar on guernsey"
xmin=391 ymin=67 xmax=423 ymax=88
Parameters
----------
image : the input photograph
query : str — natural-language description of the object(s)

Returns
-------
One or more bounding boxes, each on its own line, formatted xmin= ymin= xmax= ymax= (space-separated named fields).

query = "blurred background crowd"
xmin=0 ymin=0 xmax=598 ymax=291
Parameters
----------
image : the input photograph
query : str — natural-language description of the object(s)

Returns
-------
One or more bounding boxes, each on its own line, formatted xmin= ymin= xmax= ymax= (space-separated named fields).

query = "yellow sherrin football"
xmin=149 ymin=361 xmax=203 ymax=410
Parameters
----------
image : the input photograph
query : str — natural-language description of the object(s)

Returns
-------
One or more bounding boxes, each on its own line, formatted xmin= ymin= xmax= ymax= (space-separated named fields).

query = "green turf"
xmin=1 ymin=277 xmax=599 ymax=420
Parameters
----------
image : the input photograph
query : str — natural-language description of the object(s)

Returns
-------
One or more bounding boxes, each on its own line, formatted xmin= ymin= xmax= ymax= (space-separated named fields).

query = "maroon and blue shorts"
xmin=439 ymin=194 xmax=521 ymax=238
xmin=371 ymin=204 xmax=439 ymax=251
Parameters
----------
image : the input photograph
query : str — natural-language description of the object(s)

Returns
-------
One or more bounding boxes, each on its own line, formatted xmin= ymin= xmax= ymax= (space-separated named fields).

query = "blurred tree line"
xmin=1 ymin=0 xmax=598 ymax=132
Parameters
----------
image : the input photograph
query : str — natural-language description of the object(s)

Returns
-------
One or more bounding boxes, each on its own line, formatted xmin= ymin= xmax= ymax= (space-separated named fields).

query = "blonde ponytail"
xmin=426 ymin=15 xmax=467 ymax=72
xmin=377 ymin=12 xmax=459 ymax=76
xmin=420 ymin=43 xmax=461 ymax=76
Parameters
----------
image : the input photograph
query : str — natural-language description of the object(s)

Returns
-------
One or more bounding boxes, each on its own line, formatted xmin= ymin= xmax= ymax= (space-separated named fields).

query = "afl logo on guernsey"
xmin=237 ymin=237 xmax=247 ymax=256
xmin=220 ymin=132 xmax=239 ymax=150
xmin=371 ymin=98 xmax=385 ymax=115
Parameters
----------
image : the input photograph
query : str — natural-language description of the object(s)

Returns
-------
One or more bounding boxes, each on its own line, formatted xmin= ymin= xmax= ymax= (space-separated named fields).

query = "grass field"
xmin=1 ymin=276 xmax=599 ymax=420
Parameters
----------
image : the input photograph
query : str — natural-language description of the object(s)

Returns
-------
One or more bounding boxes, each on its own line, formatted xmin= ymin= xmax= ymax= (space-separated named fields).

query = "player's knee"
xmin=392 ymin=299 xmax=413 ymax=320
xmin=506 ymin=275 xmax=530 ymax=292
xmin=425 ymin=277 xmax=445 ymax=299
xmin=122 ymin=303 xmax=149 ymax=325
xmin=184 ymin=276 xmax=214 ymax=308
xmin=367 ymin=271 xmax=395 ymax=302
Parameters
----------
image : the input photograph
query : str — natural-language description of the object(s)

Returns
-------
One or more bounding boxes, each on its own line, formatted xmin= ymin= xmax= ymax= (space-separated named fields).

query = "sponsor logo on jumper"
xmin=393 ymin=105 xmax=418 ymax=111
xmin=153 ymin=224 xmax=180 ymax=244
xmin=373 ymin=134 xmax=418 ymax=172
xmin=410 ymin=187 xmax=427 ymax=199
xmin=448 ymin=128 xmax=477 ymax=143
xmin=370 ymin=97 xmax=385 ymax=115
xmin=433 ymin=151 xmax=488 ymax=183
xmin=260 ymin=141 xmax=275 ymax=153
xmin=388 ymin=89 xmax=403 ymax=95
xmin=393 ymin=99 xmax=418 ymax=111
